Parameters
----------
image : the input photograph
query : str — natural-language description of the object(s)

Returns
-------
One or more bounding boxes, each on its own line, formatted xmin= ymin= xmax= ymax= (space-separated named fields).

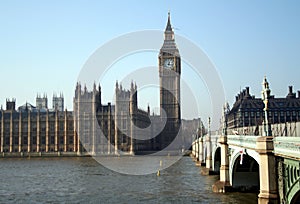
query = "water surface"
xmin=0 ymin=157 xmax=257 ymax=203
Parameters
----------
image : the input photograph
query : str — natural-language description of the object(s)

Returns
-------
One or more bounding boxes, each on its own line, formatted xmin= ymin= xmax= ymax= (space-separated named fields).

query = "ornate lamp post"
xmin=198 ymin=121 xmax=204 ymax=165
xmin=257 ymin=76 xmax=277 ymax=204
xmin=222 ymin=103 xmax=228 ymax=136
xmin=261 ymin=76 xmax=272 ymax=136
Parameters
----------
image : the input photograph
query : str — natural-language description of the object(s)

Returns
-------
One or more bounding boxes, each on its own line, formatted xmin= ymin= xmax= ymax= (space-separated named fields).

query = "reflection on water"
xmin=0 ymin=157 xmax=257 ymax=203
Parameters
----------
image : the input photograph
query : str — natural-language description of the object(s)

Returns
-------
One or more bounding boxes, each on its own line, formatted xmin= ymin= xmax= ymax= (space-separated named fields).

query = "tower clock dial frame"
xmin=163 ymin=58 xmax=174 ymax=69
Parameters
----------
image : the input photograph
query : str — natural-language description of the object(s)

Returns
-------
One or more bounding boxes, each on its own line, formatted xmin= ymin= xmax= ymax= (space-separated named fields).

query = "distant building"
xmin=227 ymin=85 xmax=300 ymax=135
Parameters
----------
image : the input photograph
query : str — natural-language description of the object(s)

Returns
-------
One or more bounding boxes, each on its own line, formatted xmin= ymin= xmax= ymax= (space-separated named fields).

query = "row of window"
xmin=239 ymin=110 xmax=300 ymax=118
xmin=2 ymin=147 xmax=75 ymax=153
xmin=1 ymin=136 xmax=75 ymax=146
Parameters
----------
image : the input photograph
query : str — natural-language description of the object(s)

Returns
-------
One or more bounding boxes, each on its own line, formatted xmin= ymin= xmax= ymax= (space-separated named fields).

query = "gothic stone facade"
xmin=0 ymin=102 xmax=75 ymax=153
xmin=73 ymin=13 xmax=182 ymax=154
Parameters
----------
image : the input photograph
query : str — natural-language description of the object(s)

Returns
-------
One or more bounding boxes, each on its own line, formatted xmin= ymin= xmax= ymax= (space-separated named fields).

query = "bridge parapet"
xmin=274 ymin=137 xmax=300 ymax=159
xmin=227 ymin=135 xmax=258 ymax=150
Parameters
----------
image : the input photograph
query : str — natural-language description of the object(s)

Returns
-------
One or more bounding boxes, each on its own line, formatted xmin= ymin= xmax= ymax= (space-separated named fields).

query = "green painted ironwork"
xmin=278 ymin=157 xmax=300 ymax=204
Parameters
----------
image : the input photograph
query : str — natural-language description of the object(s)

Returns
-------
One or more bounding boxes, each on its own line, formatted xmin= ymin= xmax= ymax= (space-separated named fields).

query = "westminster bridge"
xmin=191 ymin=122 xmax=300 ymax=204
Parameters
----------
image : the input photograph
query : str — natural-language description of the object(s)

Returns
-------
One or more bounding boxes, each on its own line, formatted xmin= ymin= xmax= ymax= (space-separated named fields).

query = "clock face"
xmin=164 ymin=58 xmax=174 ymax=69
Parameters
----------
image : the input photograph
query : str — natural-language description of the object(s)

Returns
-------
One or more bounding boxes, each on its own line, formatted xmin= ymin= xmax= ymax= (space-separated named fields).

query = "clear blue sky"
xmin=1 ymin=1 xmax=300 ymax=126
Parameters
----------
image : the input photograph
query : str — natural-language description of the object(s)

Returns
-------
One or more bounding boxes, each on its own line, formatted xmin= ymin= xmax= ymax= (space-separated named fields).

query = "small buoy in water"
xmin=157 ymin=170 xmax=160 ymax=176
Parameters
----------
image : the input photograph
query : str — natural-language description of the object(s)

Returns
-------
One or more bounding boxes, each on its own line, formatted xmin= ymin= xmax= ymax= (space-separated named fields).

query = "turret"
xmin=6 ymin=98 xmax=16 ymax=111
xmin=75 ymin=82 xmax=82 ymax=98
xmin=84 ymin=84 xmax=87 ymax=93
xmin=98 ymin=83 xmax=102 ymax=106
xmin=130 ymin=81 xmax=138 ymax=114
xmin=93 ymin=82 xmax=97 ymax=93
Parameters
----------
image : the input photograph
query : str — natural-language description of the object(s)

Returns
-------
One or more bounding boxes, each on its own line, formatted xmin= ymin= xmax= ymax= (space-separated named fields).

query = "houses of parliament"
xmin=0 ymin=14 xmax=185 ymax=156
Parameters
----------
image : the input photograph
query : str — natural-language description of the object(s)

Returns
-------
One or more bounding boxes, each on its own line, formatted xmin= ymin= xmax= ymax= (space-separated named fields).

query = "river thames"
xmin=0 ymin=156 xmax=257 ymax=203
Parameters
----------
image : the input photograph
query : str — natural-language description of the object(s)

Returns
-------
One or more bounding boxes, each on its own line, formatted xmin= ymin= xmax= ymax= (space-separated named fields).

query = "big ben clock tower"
xmin=158 ymin=12 xmax=181 ymax=150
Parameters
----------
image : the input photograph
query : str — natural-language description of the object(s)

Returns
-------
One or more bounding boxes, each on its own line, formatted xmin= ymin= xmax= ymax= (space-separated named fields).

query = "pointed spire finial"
xmin=166 ymin=11 xmax=172 ymax=31
xmin=93 ymin=81 xmax=96 ymax=91
xmin=131 ymin=80 xmax=134 ymax=89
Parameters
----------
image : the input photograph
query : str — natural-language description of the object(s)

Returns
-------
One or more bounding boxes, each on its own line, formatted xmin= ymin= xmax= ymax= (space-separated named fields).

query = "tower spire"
xmin=161 ymin=12 xmax=179 ymax=56
xmin=166 ymin=11 xmax=172 ymax=31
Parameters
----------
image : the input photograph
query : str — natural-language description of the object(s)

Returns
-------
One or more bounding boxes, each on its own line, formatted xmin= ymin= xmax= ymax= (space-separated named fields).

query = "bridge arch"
xmin=229 ymin=149 xmax=260 ymax=191
xmin=212 ymin=146 xmax=221 ymax=172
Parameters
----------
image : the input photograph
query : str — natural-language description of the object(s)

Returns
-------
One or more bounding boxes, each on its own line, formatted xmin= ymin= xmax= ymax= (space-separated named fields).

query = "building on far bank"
xmin=0 ymin=99 xmax=75 ymax=153
xmin=227 ymin=82 xmax=300 ymax=136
